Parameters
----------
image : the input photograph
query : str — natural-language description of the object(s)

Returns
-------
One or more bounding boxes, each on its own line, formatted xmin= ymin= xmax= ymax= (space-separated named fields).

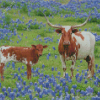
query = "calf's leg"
xmin=0 ymin=63 xmax=5 ymax=81
xmin=27 ymin=64 xmax=31 ymax=79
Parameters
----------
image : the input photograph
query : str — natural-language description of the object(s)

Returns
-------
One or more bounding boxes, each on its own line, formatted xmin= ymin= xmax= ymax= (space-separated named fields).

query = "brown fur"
xmin=74 ymin=32 xmax=84 ymax=40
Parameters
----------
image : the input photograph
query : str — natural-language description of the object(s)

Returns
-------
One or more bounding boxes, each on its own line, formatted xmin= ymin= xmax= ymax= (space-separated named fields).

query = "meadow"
xmin=0 ymin=0 xmax=100 ymax=100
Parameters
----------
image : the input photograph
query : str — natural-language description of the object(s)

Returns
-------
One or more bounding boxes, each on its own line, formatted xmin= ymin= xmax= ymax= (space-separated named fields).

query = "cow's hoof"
xmin=87 ymin=74 xmax=91 ymax=79
xmin=70 ymin=75 xmax=74 ymax=79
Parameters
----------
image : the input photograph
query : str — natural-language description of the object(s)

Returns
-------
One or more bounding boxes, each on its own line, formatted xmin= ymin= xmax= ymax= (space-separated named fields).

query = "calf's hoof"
xmin=1 ymin=78 xmax=4 ymax=81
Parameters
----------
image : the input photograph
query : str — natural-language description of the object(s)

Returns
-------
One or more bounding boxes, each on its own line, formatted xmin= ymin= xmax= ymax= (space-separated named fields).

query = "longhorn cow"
xmin=43 ymin=13 xmax=95 ymax=78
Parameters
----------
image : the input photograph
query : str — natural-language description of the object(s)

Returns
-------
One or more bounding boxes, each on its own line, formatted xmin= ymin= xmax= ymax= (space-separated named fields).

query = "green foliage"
xmin=58 ymin=8 xmax=75 ymax=15
xmin=20 ymin=3 xmax=28 ymax=13
xmin=94 ymin=46 xmax=99 ymax=58
xmin=3 ymin=14 xmax=11 ymax=25
xmin=29 ymin=24 xmax=40 ymax=29
xmin=91 ymin=26 xmax=100 ymax=32
xmin=17 ymin=24 xmax=27 ymax=30
xmin=16 ymin=2 xmax=21 ymax=8
xmin=39 ymin=28 xmax=54 ymax=37
xmin=33 ymin=8 xmax=53 ymax=16
xmin=64 ymin=17 xmax=76 ymax=22
xmin=0 ymin=1 xmax=13 ymax=8
xmin=76 ymin=18 xmax=85 ymax=23
xmin=90 ymin=18 xmax=100 ymax=24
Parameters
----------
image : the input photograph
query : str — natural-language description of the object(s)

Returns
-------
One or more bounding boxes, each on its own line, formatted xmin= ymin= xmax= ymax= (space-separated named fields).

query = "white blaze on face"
xmin=63 ymin=26 xmax=71 ymax=32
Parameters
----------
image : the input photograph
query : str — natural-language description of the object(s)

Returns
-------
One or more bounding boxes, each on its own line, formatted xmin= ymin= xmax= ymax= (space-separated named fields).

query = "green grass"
xmin=0 ymin=3 xmax=100 ymax=100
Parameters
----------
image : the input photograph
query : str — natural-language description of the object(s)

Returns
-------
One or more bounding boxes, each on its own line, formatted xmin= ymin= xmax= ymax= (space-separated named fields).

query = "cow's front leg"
xmin=70 ymin=60 xmax=76 ymax=79
xmin=27 ymin=64 xmax=31 ymax=79
xmin=60 ymin=55 xmax=66 ymax=77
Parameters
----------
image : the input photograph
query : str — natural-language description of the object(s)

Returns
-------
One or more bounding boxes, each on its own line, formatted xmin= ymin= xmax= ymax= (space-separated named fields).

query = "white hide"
xmin=63 ymin=26 xmax=71 ymax=32
xmin=72 ymin=31 xmax=95 ymax=59
xmin=0 ymin=46 xmax=16 ymax=64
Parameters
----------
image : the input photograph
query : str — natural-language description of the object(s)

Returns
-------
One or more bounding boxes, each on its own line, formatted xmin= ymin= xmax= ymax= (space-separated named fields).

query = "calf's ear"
xmin=43 ymin=45 xmax=48 ymax=48
xmin=56 ymin=29 xmax=62 ymax=34
xmin=31 ymin=45 xmax=36 ymax=48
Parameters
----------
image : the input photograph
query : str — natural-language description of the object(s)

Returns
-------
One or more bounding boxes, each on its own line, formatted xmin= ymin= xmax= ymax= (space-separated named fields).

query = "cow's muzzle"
xmin=63 ymin=41 xmax=70 ymax=46
xmin=39 ymin=54 xmax=42 ymax=56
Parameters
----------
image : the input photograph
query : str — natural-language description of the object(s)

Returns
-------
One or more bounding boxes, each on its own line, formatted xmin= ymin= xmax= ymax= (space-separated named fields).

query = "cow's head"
xmin=32 ymin=44 xmax=48 ymax=56
xmin=43 ymin=12 xmax=91 ymax=46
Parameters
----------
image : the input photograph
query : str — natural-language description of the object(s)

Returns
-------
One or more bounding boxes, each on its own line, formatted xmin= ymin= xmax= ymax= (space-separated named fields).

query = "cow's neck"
xmin=58 ymin=36 xmax=78 ymax=58
xmin=32 ymin=49 xmax=39 ymax=63
xmin=64 ymin=38 xmax=76 ymax=57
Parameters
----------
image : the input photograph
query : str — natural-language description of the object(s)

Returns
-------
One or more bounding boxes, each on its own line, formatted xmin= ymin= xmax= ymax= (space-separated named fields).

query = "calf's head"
xmin=32 ymin=44 xmax=48 ymax=56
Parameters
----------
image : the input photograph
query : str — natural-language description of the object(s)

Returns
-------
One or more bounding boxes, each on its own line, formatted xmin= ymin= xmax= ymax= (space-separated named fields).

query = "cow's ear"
xmin=31 ymin=45 xmax=36 ymax=48
xmin=72 ymin=29 xmax=78 ymax=33
xmin=56 ymin=29 xmax=62 ymax=34
xmin=43 ymin=45 xmax=48 ymax=48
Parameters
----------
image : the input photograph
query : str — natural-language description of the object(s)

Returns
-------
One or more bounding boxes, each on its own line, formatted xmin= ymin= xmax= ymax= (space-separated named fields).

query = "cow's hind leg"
xmin=0 ymin=63 xmax=5 ymax=81
xmin=86 ymin=55 xmax=94 ymax=78
xmin=91 ymin=56 xmax=94 ymax=77
xmin=60 ymin=55 xmax=66 ymax=77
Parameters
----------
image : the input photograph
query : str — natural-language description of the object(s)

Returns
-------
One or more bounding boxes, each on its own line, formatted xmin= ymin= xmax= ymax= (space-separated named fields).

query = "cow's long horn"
xmin=43 ymin=13 xmax=62 ymax=28
xmin=72 ymin=12 xmax=91 ymax=28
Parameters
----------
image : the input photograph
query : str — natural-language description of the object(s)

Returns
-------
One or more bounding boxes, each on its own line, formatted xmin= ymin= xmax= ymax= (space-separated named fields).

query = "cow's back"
xmin=72 ymin=31 xmax=95 ymax=59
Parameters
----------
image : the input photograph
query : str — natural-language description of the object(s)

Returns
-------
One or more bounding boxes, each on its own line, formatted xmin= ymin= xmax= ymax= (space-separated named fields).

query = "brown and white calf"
xmin=43 ymin=13 xmax=95 ymax=78
xmin=0 ymin=44 xmax=48 ymax=81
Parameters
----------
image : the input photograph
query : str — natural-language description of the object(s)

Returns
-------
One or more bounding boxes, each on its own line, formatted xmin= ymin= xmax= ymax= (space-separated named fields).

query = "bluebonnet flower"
xmin=9 ymin=92 xmax=15 ymax=100
xmin=7 ymin=87 xmax=11 ymax=93
xmin=72 ymin=84 xmax=77 ymax=89
xmin=13 ymin=88 xmax=16 ymax=93
xmin=51 ymin=67 xmax=54 ymax=71
xmin=29 ymin=94 xmax=33 ymax=100
xmin=55 ymin=55 xmax=57 ymax=59
xmin=4 ymin=91 xmax=7 ymax=96
xmin=80 ymin=60 xmax=82 ymax=63
xmin=84 ymin=80 xmax=88 ymax=84
xmin=65 ymin=86 xmax=68 ymax=92
xmin=58 ymin=71 xmax=61 ymax=75
xmin=95 ymin=64 xmax=98 ymax=69
xmin=52 ymin=46 xmax=56 ymax=50
xmin=47 ymin=54 xmax=49 ymax=60
xmin=16 ymin=92 xmax=20 ymax=97
xmin=2 ymin=87 xmax=6 ymax=92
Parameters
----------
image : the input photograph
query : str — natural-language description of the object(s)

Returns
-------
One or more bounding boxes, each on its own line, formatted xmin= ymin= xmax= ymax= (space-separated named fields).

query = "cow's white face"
xmin=63 ymin=26 xmax=71 ymax=32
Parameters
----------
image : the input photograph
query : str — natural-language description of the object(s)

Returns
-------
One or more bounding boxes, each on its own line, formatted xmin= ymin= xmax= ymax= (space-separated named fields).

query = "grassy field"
xmin=0 ymin=0 xmax=100 ymax=100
